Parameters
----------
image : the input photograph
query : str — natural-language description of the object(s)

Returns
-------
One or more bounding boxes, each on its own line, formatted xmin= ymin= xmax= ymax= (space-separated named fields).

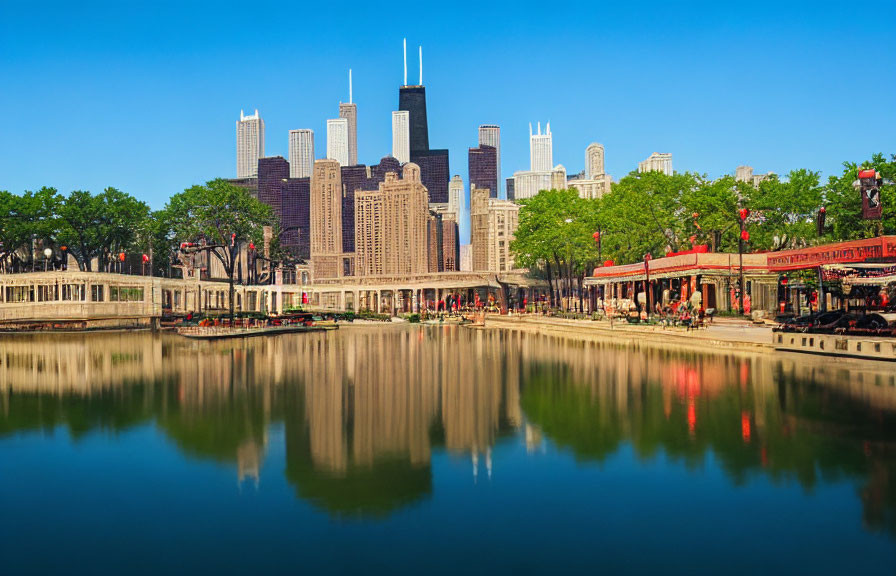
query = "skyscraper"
xmin=478 ymin=125 xmax=501 ymax=196
xmin=585 ymin=143 xmax=605 ymax=180
xmin=326 ymin=118 xmax=349 ymax=166
xmin=529 ymin=122 xmax=552 ymax=172
xmin=354 ymin=163 xmax=429 ymax=277
xmin=448 ymin=175 xmax=464 ymax=223
xmin=471 ymin=185 xmax=519 ymax=273
xmin=257 ymin=156 xmax=289 ymax=220
xmin=638 ymin=152 xmax=673 ymax=175
xmin=338 ymin=69 xmax=358 ymax=166
xmin=288 ymin=129 xmax=314 ymax=179
xmin=413 ymin=150 xmax=449 ymax=203
xmin=236 ymin=109 xmax=264 ymax=178
xmin=469 ymin=144 xmax=498 ymax=199
xmin=310 ymin=159 xmax=343 ymax=279
xmin=392 ymin=111 xmax=410 ymax=164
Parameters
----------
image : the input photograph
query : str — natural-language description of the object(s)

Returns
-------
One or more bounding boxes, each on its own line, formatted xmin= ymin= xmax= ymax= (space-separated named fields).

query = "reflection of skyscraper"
xmin=391 ymin=111 xmax=410 ymax=164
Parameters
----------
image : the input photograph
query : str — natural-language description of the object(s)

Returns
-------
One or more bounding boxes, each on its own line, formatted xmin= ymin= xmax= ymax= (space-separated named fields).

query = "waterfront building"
xmin=326 ymin=118 xmax=349 ymax=166
xmin=310 ymin=159 xmax=344 ymax=279
xmin=236 ymin=109 xmax=264 ymax=178
xmin=288 ymin=129 xmax=314 ymax=179
xmin=392 ymin=111 xmax=410 ymax=164
xmin=354 ymin=163 xmax=429 ymax=277
xmin=470 ymin=185 xmax=519 ymax=273
xmin=469 ymin=144 xmax=498 ymax=199
xmin=478 ymin=125 xmax=501 ymax=196
xmin=529 ymin=122 xmax=552 ymax=172
xmin=638 ymin=152 xmax=673 ymax=175
xmin=735 ymin=165 xmax=775 ymax=187
xmin=512 ymin=170 xmax=552 ymax=201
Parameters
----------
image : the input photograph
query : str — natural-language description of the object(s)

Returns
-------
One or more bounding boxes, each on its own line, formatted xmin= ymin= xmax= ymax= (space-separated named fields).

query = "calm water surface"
xmin=1 ymin=326 xmax=895 ymax=573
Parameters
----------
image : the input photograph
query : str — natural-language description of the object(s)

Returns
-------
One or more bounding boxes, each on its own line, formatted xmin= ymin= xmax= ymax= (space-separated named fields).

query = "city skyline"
xmin=2 ymin=1 xmax=895 ymax=214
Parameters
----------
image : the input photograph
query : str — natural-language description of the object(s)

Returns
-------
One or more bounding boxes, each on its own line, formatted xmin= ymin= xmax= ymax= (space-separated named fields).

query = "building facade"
xmin=512 ymin=170 xmax=552 ymax=201
xmin=338 ymin=102 xmax=358 ymax=166
xmin=638 ymin=152 xmax=673 ymax=175
xmin=529 ymin=122 xmax=552 ymax=172
xmin=469 ymin=144 xmax=498 ymax=199
xmin=288 ymin=129 xmax=314 ymax=179
xmin=735 ymin=165 xmax=775 ymax=187
xmin=459 ymin=244 xmax=472 ymax=271
xmin=326 ymin=118 xmax=349 ymax=166
xmin=391 ymin=111 xmax=410 ymax=164
xmin=478 ymin=125 xmax=501 ymax=196
xmin=237 ymin=110 xmax=264 ymax=178
xmin=585 ymin=143 xmax=605 ymax=180
xmin=412 ymin=149 xmax=449 ymax=203
xmin=354 ymin=163 xmax=429 ymax=277
xmin=398 ymin=86 xmax=429 ymax=154
xmin=471 ymin=185 xmax=519 ymax=273
xmin=310 ymin=160 xmax=344 ymax=279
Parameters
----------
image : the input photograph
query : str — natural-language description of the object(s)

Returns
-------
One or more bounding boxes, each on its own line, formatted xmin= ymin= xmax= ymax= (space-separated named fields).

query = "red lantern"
xmin=689 ymin=235 xmax=697 ymax=244
xmin=119 ymin=252 xmax=126 ymax=262
xmin=249 ymin=242 xmax=255 ymax=251
xmin=604 ymin=260 xmax=615 ymax=267
xmin=231 ymin=233 xmax=236 ymax=247
xmin=692 ymin=212 xmax=699 ymax=219
xmin=592 ymin=231 xmax=601 ymax=242
xmin=142 ymin=254 xmax=149 ymax=263
xmin=739 ymin=208 xmax=749 ymax=221
xmin=780 ymin=276 xmax=789 ymax=286
xmin=741 ymin=229 xmax=750 ymax=241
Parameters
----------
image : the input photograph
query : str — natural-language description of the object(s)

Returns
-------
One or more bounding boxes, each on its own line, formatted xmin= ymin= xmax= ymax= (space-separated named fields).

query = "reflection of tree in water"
xmin=519 ymin=342 xmax=896 ymax=536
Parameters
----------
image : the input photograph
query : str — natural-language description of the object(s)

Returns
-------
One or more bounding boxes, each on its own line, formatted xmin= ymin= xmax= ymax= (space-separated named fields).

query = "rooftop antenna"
xmin=349 ymin=69 xmax=353 ymax=104
xmin=537 ymin=121 xmax=541 ymax=135
xmin=419 ymin=45 xmax=423 ymax=85
xmin=403 ymin=38 xmax=407 ymax=86
xmin=529 ymin=122 xmax=532 ymax=137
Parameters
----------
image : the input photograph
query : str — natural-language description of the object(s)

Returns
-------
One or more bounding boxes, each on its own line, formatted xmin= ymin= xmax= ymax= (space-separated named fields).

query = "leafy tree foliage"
xmin=0 ymin=187 xmax=59 ymax=268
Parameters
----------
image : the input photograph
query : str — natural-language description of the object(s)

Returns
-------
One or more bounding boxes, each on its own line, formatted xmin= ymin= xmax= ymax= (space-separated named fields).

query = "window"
xmin=62 ymin=284 xmax=85 ymax=301
xmin=91 ymin=285 xmax=104 ymax=302
xmin=5 ymin=286 xmax=34 ymax=303
xmin=109 ymin=286 xmax=144 ymax=302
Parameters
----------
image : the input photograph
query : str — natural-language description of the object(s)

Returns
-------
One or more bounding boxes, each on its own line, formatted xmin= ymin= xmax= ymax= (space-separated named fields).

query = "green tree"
xmin=0 ymin=187 xmax=60 ymax=270
xmin=56 ymin=188 xmax=150 ymax=271
xmin=744 ymin=169 xmax=823 ymax=250
xmin=164 ymin=179 xmax=276 ymax=322
xmin=825 ymin=153 xmax=896 ymax=240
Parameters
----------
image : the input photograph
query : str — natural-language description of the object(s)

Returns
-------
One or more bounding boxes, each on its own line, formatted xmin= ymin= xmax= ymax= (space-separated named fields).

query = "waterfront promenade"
xmin=486 ymin=314 xmax=774 ymax=352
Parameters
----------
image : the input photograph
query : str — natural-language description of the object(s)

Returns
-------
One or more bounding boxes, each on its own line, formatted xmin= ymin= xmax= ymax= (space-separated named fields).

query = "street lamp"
xmin=644 ymin=252 xmax=653 ymax=318
xmin=738 ymin=208 xmax=749 ymax=316
xmin=43 ymin=248 xmax=52 ymax=272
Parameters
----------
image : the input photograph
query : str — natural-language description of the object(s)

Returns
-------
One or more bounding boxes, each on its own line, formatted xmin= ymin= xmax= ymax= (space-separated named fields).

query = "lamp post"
xmin=644 ymin=252 xmax=653 ymax=318
xmin=737 ymin=208 xmax=749 ymax=316
xmin=43 ymin=248 xmax=52 ymax=272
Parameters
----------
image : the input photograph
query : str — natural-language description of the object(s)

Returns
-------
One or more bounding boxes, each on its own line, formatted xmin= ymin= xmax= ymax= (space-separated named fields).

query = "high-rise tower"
xmin=585 ymin=143 xmax=605 ymax=180
xmin=236 ymin=109 xmax=264 ymax=178
xmin=326 ymin=118 xmax=349 ymax=166
xmin=469 ymin=144 xmax=498 ymax=199
xmin=392 ymin=111 xmax=410 ymax=164
xmin=288 ymin=129 xmax=314 ymax=178
xmin=478 ymin=125 xmax=501 ymax=196
xmin=338 ymin=69 xmax=358 ymax=166
xmin=529 ymin=122 xmax=552 ymax=172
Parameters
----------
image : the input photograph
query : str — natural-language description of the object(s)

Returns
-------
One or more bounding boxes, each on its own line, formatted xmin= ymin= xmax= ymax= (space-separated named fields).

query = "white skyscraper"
xmin=478 ymin=125 xmax=501 ymax=197
xmin=529 ymin=122 xmax=553 ymax=172
xmin=236 ymin=109 xmax=264 ymax=178
xmin=448 ymin=174 xmax=465 ymax=240
xmin=392 ymin=111 xmax=410 ymax=164
xmin=638 ymin=152 xmax=673 ymax=175
xmin=339 ymin=70 xmax=357 ymax=166
xmin=326 ymin=118 xmax=349 ymax=166
xmin=288 ymin=129 xmax=314 ymax=179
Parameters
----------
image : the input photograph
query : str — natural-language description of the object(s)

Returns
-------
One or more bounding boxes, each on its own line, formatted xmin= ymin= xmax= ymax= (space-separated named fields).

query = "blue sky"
xmin=2 ymin=0 xmax=894 ymax=224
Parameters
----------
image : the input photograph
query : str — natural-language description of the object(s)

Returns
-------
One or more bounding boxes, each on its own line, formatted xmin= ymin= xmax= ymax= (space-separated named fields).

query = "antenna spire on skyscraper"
xmin=419 ymin=45 xmax=423 ymax=85
xmin=403 ymin=38 xmax=407 ymax=86
xmin=349 ymin=69 xmax=353 ymax=104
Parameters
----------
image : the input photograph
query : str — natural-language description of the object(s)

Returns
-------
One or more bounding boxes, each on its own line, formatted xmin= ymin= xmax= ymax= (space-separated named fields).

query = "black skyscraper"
xmin=468 ymin=145 xmax=498 ymax=199
xmin=398 ymin=86 xmax=429 ymax=154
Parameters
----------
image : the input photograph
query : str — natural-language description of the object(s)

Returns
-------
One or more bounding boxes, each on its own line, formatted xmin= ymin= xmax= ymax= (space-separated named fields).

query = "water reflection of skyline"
xmin=1 ymin=328 xmax=895 ymax=531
